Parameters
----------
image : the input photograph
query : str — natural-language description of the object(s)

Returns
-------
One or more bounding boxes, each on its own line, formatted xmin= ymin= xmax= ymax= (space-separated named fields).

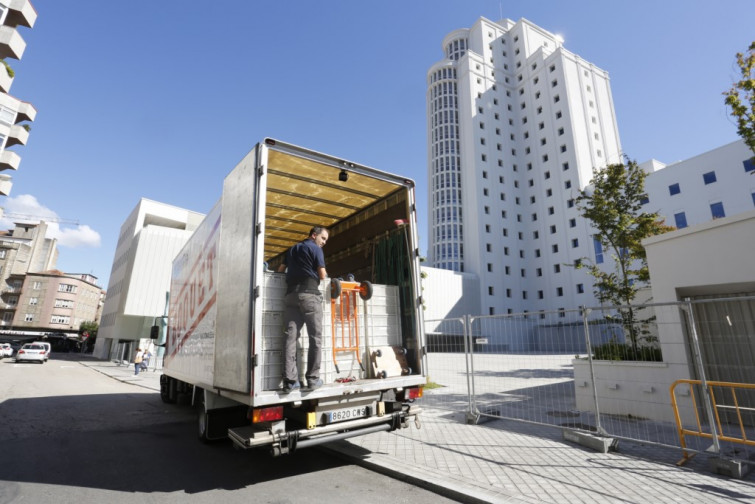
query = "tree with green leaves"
xmin=724 ymin=41 xmax=755 ymax=160
xmin=576 ymin=158 xmax=674 ymax=353
xmin=79 ymin=321 xmax=99 ymax=351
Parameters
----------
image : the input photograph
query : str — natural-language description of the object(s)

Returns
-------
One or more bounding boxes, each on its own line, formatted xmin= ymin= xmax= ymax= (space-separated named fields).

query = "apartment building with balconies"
xmin=0 ymin=0 xmax=36 ymax=197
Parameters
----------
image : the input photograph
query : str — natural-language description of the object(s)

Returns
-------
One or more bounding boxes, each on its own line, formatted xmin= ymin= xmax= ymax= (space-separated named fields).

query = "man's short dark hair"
xmin=309 ymin=226 xmax=328 ymax=237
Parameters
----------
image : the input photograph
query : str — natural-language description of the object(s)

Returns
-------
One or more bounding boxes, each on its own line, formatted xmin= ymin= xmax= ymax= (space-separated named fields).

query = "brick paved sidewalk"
xmin=333 ymin=408 xmax=755 ymax=503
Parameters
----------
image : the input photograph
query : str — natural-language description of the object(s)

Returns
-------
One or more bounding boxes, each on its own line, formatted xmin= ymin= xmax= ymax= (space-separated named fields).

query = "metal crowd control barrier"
xmin=670 ymin=379 xmax=755 ymax=465
xmin=419 ymin=295 xmax=755 ymax=471
xmin=421 ymin=317 xmax=471 ymax=413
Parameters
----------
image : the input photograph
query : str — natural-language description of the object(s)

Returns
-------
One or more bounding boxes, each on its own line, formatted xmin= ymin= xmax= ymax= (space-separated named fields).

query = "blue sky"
xmin=3 ymin=0 xmax=754 ymax=288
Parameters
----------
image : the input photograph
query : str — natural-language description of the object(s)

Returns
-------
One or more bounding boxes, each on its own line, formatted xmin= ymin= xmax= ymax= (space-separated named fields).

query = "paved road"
xmin=0 ymin=354 xmax=458 ymax=504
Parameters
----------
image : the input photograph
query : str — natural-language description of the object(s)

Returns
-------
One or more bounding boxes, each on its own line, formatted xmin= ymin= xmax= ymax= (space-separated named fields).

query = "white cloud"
xmin=1 ymin=194 xmax=101 ymax=248
xmin=48 ymin=223 xmax=101 ymax=248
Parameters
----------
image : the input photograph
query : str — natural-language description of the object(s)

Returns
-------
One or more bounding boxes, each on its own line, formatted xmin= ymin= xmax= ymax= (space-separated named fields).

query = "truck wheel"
xmin=160 ymin=375 xmax=177 ymax=404
xmin=330 ymin=278 xmax=341 ymax=299
xmin=359 ymin=281 xmax=373 ymax=300
xmin=198 ymin=409 xmax=211 ymax=443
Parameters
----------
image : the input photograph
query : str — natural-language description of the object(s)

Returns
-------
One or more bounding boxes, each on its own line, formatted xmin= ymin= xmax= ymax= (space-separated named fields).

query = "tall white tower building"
xmin=427 ymin=17 xmax=622 ymax=316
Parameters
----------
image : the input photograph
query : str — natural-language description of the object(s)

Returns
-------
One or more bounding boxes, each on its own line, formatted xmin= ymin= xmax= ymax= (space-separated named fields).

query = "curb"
xmin=79 ymin=360 xmax=161 ymax=392
xmin=322 ymin=440 xmax=520 ymax=504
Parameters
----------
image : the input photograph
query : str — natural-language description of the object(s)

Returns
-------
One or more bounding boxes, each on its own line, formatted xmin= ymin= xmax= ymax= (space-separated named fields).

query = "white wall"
xmin=421 ymin=266 xmax=480 ymax=321
xmin=644 ymin=208 xmax=755 ymax=302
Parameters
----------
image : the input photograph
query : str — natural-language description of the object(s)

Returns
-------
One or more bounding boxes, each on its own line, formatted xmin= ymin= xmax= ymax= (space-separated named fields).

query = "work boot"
xmin=282 ymin=380 xmax=300 ymax=393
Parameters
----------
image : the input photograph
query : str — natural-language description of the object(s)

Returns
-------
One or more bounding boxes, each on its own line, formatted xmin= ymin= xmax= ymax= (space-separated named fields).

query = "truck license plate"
xmin=326 ymin=406 xmax=368 ymax=424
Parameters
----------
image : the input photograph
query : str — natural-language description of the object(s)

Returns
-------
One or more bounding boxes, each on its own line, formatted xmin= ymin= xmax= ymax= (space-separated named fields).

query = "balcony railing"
xmin=0 ymin=149 xmax=20 ymax=171
xmin=0 ymin=25 xmax=26 ymax=60
xmin=15 ymin=101 xmax=35 ymax=123
xmin=5 ymin=0 xmax=37 ymax=29
xmin=0 ymin=64 xmax=12 ymax=93
xmin=0 ymin=173 xmax=11 ymax=196
xmin=5 ymin=123 xmax=28 ymax=146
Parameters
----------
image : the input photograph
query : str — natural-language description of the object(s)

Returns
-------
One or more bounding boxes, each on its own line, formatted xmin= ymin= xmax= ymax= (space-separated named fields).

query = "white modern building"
xmin=426 ymin=16 xmax=755 ymax=319
xmin=427 ymin=16 xmax=622 ymax=317
xmin=95 ymin=199 xmax=205 ymax=361
xmin=642 ymin=140 xmax=755 ymax=231
xmin=0 ymin=0 xmax=36 ymax=197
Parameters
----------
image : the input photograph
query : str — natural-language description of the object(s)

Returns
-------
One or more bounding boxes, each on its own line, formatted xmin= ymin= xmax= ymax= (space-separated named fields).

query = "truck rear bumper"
xmin=228 ymin=405 xmax=421 ymax=455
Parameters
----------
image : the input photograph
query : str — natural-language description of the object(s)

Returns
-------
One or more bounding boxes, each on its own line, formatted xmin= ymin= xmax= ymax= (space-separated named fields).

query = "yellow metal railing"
xmin=670 ymin=379 xmax=755 ymax=465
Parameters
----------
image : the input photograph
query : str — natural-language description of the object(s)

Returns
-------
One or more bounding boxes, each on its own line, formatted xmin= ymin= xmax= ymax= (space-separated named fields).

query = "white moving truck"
xmin=160 ymin=139 xmax=426 ymax=455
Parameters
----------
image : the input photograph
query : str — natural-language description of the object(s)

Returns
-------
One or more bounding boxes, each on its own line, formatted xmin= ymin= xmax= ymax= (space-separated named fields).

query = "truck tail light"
xmin=404 ymin=387 xmax=423 ymax=400
xmin=251 ymin=406 xmax=283 ymax=423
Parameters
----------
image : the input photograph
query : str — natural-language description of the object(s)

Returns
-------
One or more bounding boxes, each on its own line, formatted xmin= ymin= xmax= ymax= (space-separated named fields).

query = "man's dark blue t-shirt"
xmin=285 ymin=238 xmax=325 ymax=289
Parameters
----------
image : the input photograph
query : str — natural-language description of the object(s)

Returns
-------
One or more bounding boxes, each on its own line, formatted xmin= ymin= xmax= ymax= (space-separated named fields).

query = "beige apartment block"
xmin=0 ymin=220 xmax=105 ymax=342
xmin=12 ymin=270 xmax=103 ymax=336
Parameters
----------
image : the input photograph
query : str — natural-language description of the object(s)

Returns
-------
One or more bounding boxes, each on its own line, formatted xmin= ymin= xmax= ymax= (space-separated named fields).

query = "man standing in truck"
xmin=277 ymin=226 xmax=329 ymax=393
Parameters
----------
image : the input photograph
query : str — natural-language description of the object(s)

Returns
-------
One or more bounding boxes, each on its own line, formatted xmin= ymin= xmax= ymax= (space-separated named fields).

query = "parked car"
xmin=15 ymin=343 xmax=46 ymax=363
xmin=32 ymin=341 xmax=51 ymax=361
xmin=0 ymin=343 xmax=13 ymax=358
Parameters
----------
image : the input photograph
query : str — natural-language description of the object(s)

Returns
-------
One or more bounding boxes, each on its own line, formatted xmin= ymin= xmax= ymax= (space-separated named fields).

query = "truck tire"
xmin=198 ymin=409 xmax=211 ymax=443
xmin=160 ymin=375 xmax=177 ymax=404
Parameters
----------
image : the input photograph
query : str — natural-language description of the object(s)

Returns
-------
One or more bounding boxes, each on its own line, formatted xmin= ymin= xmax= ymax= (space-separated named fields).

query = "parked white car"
xmin=0 ymin=343 xmax=13 ymax=358
xmin=32 ymin=341 xmax=51 ymax=361
xmin=15 ymin=343 xmax=46 ymax=363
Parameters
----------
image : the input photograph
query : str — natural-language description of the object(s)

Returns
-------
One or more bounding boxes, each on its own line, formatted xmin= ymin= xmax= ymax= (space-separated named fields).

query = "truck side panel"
xmin=165 ymin=201 xmax=221 ymax=385
xmin=213 ymin=147 xmax=259 ymax=393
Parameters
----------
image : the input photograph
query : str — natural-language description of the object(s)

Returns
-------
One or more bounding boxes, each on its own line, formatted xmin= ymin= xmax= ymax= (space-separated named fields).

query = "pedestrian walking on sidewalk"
xmin=134 ymin=348 xmax=144 ymax=375
xmin=141 ymin=349 xmax=152 ymax=371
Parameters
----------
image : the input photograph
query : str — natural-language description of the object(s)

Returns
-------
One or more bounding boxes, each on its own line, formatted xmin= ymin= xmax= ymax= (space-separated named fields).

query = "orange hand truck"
xmin=329 ymin=278 xmax=373 ymax=374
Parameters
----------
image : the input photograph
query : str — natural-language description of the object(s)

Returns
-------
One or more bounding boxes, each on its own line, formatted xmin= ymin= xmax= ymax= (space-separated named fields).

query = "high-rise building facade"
xmin=0 ymin=1 xmax=36 ymax=197
xmin=427 ymin=17 xmax=622 ymax=315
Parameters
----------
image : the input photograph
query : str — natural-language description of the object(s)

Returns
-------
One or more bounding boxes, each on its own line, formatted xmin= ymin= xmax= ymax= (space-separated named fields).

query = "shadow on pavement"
xmin=0 ymin=392 xmax=347 ymax=494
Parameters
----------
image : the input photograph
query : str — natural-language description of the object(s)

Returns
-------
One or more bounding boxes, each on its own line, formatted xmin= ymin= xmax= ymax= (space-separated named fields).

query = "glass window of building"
xmin=674 ymin=212 xmax=687 ymax=229
xmin=710 ymin=202 xmax=725 ymax=219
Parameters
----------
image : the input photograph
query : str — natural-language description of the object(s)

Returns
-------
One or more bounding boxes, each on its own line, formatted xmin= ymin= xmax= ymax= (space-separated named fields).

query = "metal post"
xmin=464 ymin=315 xmax=479 ymax=423
xmin=682 ymin=298 xmax=721 ymax=455
xmin=581 ymin=307 xmax=605 ymax=435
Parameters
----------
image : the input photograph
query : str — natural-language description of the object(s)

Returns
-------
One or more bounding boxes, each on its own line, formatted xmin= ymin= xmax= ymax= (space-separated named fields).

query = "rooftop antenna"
xmin=499 ymin=1 xmax=503 ymax=21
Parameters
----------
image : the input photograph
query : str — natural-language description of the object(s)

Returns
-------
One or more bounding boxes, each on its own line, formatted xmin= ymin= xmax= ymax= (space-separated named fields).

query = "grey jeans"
xmin=283 ymin=290 xmax=323 ymax=383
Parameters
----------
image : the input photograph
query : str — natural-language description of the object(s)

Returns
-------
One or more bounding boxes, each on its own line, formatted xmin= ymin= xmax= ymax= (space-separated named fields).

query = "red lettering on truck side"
xmin=166 ymin=215 xmax=221 ymax=361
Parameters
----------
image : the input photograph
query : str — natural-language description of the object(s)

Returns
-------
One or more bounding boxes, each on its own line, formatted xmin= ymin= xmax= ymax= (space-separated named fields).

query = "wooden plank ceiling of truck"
xmin=263 ymin=149 xmax=404 ymax=261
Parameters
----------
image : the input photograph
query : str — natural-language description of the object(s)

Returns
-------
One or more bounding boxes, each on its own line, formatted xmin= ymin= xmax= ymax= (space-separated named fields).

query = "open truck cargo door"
xmin=163 ymin=138 xmax=426 ymax=454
